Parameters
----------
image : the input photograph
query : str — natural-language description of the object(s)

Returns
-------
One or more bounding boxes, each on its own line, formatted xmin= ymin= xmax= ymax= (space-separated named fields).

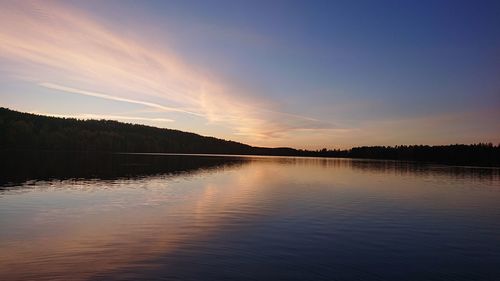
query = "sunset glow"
xmin=1 ymin=0 xmax=499 ymax=148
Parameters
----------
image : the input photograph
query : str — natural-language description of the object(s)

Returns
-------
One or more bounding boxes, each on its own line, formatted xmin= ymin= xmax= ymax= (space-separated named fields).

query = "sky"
xmin=1 ymin=0 xmax=499 ymax=149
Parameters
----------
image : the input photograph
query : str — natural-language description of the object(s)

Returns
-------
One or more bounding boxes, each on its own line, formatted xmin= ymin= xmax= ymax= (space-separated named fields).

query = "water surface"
xmin=1 ymin=152 xmax=500 ymax=280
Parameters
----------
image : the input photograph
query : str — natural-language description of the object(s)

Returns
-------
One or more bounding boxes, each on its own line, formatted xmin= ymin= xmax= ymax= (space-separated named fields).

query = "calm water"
xmin=1 ymin=152 xmax=500 ymax=281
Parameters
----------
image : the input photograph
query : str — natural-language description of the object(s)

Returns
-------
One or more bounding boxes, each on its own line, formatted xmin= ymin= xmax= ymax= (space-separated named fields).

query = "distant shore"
xmin=1 ymin=107 xmax=499 ymax=167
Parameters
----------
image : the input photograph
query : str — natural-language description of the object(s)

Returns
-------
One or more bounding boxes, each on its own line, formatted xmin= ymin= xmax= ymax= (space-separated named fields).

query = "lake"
xmin=1 ymin=152 xmax=500 ymax=280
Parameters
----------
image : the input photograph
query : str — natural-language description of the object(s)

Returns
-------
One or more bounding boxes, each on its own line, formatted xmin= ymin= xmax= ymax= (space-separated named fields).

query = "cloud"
xmin=0 ymin=1 xmax=331 ymax=142
xmin=29 ymin=111 xmax=174 ymax=123
xmin=39 ymin=82 xmax=201 ymax=117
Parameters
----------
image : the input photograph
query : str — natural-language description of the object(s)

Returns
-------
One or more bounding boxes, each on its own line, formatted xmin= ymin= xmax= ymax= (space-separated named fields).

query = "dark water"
xmin=1 ymin=152 xmax=500 ymax=281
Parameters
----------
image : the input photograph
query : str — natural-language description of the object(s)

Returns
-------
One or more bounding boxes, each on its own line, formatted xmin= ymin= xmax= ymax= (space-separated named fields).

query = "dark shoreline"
xmin=1 ymin=107 xmax=499 ymax=167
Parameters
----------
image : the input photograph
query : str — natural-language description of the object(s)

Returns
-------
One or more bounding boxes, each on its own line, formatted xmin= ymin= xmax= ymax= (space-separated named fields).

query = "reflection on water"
xmin=1 ymin=153 xmax=499 ymax=281
xmin=0 ymin=151 xmax=248 ymax=187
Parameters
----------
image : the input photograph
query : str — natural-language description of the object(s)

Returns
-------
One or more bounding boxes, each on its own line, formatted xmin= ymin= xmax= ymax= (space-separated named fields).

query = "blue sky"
xmin=1 ymin=0 xmax=499 ymax=148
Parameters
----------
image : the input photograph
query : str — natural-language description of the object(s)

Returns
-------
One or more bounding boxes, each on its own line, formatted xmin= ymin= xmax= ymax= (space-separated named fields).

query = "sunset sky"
xmin=1 ymin=0 xmax=499 ymax=149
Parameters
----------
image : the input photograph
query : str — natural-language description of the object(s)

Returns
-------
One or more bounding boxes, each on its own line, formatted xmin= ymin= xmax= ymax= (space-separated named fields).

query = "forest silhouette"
xmin=1 ymin=107 xmax=498 ymax=166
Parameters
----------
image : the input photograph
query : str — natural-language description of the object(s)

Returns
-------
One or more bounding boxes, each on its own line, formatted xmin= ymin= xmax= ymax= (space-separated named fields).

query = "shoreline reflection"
xmin=1 ymin=153 xmax=499 ymax=280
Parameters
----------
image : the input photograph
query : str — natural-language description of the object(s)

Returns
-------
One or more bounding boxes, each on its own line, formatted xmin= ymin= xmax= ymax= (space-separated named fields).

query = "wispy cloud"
xmin=29 ymin=111 xmax=174 ymax=123
xmin=0 ymin=1 xmax=331 ymax=143
xmin=39 ymin=82 xmax=201 ymax=117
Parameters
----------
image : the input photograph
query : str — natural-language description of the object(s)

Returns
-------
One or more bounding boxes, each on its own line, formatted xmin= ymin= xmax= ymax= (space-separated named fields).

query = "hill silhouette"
xmin=1 ymin=107 xmax=498 ymax=166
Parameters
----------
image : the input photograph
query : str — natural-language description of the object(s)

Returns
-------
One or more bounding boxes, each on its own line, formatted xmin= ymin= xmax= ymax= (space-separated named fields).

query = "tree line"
xmin=1 ymin=107 xmax=498 ymax=166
